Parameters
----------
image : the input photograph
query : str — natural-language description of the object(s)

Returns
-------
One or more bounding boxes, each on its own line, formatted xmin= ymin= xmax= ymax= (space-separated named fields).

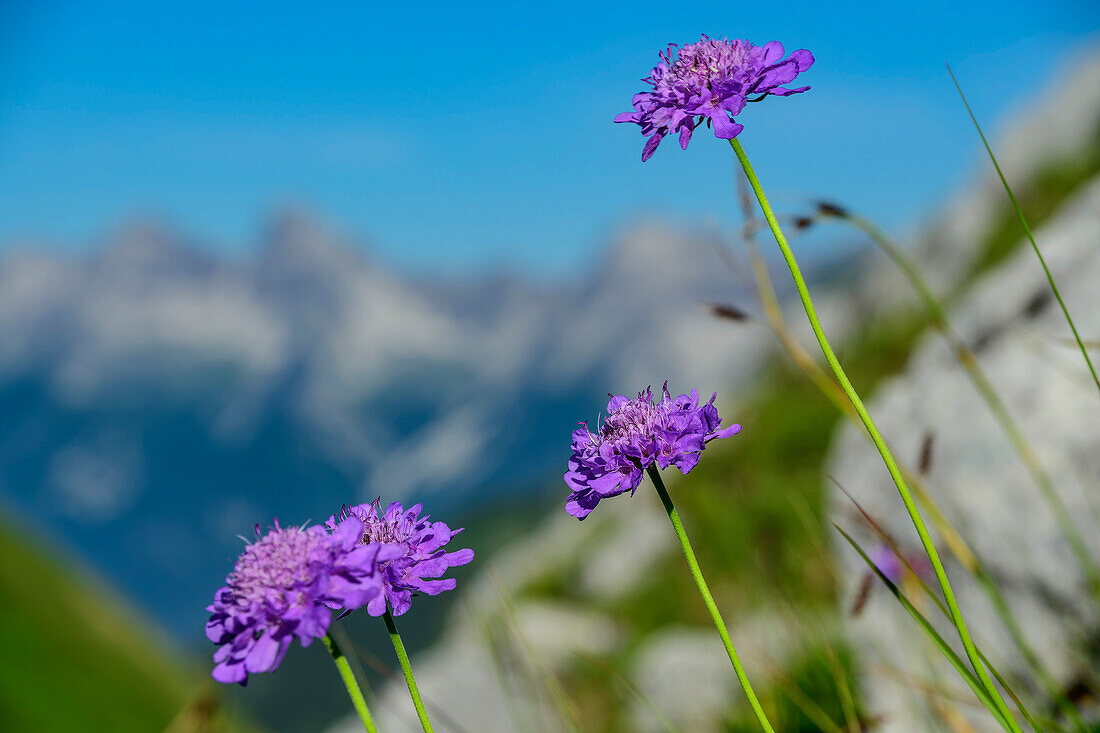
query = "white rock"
xmin=828 ymin=176 xmax=1100 ymax=732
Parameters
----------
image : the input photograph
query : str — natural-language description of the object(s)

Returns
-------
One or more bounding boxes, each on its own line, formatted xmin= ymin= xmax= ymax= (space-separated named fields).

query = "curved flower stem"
xmin=383 ymin=608 xmax=435 ymax=733
xmin=729 ymin=137 xmax=1021 ymax=733
xmin=832 ymin=210 xmax=1091 ymax=729
xmin=645 ymin=464 xmax=776 ymax=733
xmin=834 ymin=527 xmax=1020 ymax=732
xmin=840 ymin=210 xmax=1100 ymax=605
xmin=323 ymin=632 xmax=380 ymax=733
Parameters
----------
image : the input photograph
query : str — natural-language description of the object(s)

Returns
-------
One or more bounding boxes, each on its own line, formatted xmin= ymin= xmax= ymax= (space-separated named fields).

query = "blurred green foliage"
xmin=0 ymin=513 xmax=257 ymax=733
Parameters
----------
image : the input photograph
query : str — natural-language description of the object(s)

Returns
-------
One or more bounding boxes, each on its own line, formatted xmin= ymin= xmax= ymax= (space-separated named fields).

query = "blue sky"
xmin=1 ymin=1 xmax=1098 ymax=276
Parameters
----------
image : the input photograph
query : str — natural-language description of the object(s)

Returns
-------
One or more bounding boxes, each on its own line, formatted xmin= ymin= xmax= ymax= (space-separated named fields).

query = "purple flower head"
xmin=325 ymin=499 xmax=474 ymax=617
xmin=615 ymin=36 xmax=814 ymax=161
xmin=869 ymin=543 xmax=933 ymax=584
xmin=205 ymin=516 xmax=386 ymax=685
xmin=564 ymin=382 xmax=742 ymax=519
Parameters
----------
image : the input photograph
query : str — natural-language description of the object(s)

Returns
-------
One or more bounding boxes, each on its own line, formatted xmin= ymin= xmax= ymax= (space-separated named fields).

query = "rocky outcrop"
xmin=827 ymin=174 xmax=1100 ymax=732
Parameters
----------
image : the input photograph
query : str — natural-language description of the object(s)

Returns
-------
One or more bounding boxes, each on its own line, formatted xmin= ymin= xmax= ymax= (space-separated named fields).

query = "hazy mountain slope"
xmin=0 ymin=209 xmax=772 ymax=641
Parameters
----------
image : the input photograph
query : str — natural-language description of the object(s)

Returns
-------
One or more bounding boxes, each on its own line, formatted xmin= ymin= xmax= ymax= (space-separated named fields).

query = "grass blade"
xmin=835 ymin=525 xmax=1017 ymax=732
xmin=833 ymin=481 xmax=1050 ymax=732
xmin=947 ymin=63 xmax=1100 ymax=396
xmin=732 ymin=137 xmax=1021 ymax=730
xmin=818 ymin=207 xmax=1092 ymax=728
xmin=830 ymin=207 xmax=1100 ymax=604
xmin=487 ymin=569 xmax=582 ymax=733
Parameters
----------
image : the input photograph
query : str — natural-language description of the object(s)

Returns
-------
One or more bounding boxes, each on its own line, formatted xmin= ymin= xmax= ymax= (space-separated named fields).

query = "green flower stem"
xmin=322 ymin=632 xmax=380 ymax=733
xmin=729 ymin=137 xmax=1021 ymax=733
xmin=835 ymin=527 xmax=1019 ymax=732
xmin=835 ymin=210 xmax=1094 ymax=731
xmin=645 ymin=464 xmax=776 ymax=733
xmin=383 ymin=608 xmax=435 ymax=733
xmin=842 ymin=210 xmax=1100 ymax=602
xmin=838 ymin=482 xmax=1042 ymax=731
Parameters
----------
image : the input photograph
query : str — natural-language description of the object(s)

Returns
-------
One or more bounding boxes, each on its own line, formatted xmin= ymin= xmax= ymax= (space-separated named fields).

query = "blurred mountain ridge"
xmin=0 ymin=203 xmax=773 ymax=638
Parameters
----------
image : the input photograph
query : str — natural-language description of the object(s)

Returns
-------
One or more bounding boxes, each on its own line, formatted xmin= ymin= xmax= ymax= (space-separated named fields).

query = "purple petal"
xmin=408 ymin=556 xmax=450 ymax=578
xmin=212 ymin=641 xmax=234 ymax=664
xmin=710 ymin=113 xmax=744 ymax=140
xmin=366 ymin=593 xmax=387 ymax=617
xmin=674 ymin=434 xmax=706 ymax=453
xmin=761 ymin=41 xmax=785 ymax=65
xmin=331 ymin=515 xmax=365 ymax=550
xmin=678 ymin=123 xmax=694 ymax=150
xmin=329 ymin=573 xmax=381 ymax=611
xmin=673 ymin=451 xmax=701 ymax=474
xmin=443 ymin=548 xmax=475 ymax=567
xmin=719 ymin=94 xmax=748 ymax=117
xmin=244 ymin=631 xmax=283 ymax=674
xmin=789 ymin=49 xmax=814 ymax=71
xmin=566 ymin=490 xmax=601 ymax=519
xmin=375 ymin=542 xmax=408 ymax=563
xmin=622 ymin=466 xmax=645 ymax=495
xmin=386 ymin=586 xmax=413 ymax=616
xmin=565 ymin=468 xmax=593 ymax=491
xmin=641 ymin=133 xmax=663 ymax=162
xmin=212 ymin=660 xmax=248 ymax=685
xmin=708 ymin=423 xmax=743 ymax=441
xmin=413 ymin=578 xmax=457 ymax=595
xmin=769 ymin=85 xmax=811 ymax=97
xmin=205 ymin=616 xmax=228 ymax=643
xmin=590 ymin=470 xmax=624 ymax=495
xmin=760 ymin=60 xmax=800 ymax=88
xmin=295 ymin=605 xmax=333 ymax=642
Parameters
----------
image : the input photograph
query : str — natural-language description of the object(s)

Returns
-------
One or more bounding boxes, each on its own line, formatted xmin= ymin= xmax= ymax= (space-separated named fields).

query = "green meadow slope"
xmin=0 ymin=513 xmax=256 ymax=733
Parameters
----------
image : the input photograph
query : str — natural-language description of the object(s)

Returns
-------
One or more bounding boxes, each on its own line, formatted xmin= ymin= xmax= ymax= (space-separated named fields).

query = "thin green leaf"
xmin=833 ymin=484 xmax=1046 ymax=732
xmin=835 ymin=524 xmax=1017 ymax=732
xmin=947 ymin=63 xmax=1100 ymax=397
xmin=832 ymin=208 xmax=1100 ymax=604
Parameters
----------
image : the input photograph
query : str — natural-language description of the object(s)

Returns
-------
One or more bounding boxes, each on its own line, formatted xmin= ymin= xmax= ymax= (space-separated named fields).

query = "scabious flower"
xmin=326 ymin=499 xmax=474 ymax=617
xmin=852 ymin=543 xmax=936 ymax=616
xmin=564 ymin=383 xmax=742 ymax=519
xmin=615 ymin=35 xmax=814 ymax=161
xmin=205 ymin=516 xmax=393 ymax=685
xmin=869 ymin=543 xmax=933 ymax=584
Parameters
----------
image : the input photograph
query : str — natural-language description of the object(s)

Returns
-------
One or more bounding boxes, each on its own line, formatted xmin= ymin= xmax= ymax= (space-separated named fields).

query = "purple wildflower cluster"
xmin=206 ymin=502 xmax=472 ymax=684
xmin=615 ymin=36 xmax=814 ymax=160
xmin=205 ymin=517 xmax=388 ymax=684
xmin=564 ymin=383 xmax=742 ymax=519
xmin=326 ymin=500 xmax=475 ymax=617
